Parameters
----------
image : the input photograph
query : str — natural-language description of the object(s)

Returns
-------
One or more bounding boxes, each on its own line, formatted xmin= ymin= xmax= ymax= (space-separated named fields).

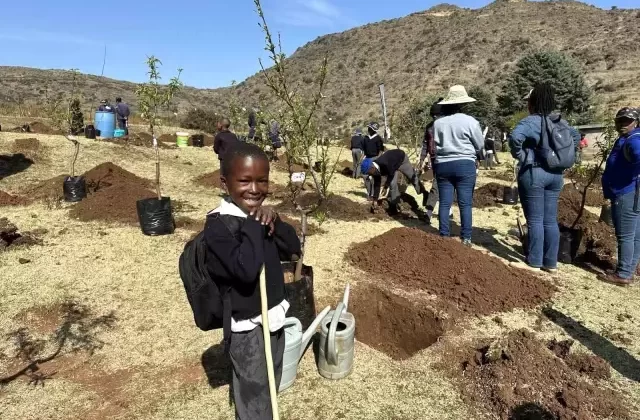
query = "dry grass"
xmin=1 ymin=131 xmax=639 ymax=419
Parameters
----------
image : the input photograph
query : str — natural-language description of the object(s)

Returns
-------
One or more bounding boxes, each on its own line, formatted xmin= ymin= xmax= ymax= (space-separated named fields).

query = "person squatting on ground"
xmin=204 ymin=142 xmax=301 ymax=420
xmin=433 ymin=85 xmax=485 ymax=245
xmin=418 ymin=98 xmax=444 ymax=224
xmin=508 ymin=84 xmax=580 ymax=273
xmin=350 ymin=128 xmax=365 ymax=178
xmin=114 ymin=97 xmax=130 ymax=134
xmin=361 ymin=149 xmax=426 ymax=214
xmin=214 ymin=118 xmax=240 ymax=165
xmin=362 ymin=122 xmax=385 ymax=199
xmin=599 ymin=107 xmax=640 ymax=286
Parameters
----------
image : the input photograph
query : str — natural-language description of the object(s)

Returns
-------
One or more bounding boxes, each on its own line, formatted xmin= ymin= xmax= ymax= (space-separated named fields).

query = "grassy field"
xmin=1 ymin=129 xmax=639 ymax=420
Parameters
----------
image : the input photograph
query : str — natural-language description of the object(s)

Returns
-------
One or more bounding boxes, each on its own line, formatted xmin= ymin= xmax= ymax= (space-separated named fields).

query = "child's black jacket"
xmin=204 ymin=213 xmax=301 ymax=321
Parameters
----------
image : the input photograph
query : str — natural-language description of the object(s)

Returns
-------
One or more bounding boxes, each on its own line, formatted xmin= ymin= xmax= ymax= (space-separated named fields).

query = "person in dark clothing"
xmin=214 ymin=118 xmax=240 ymax=163
xmin=418 ymin=99 xmax=444 ymax=223
xmin=483 ymin=135 xmax=501 ymax=168
xmin=114 ymin=97 xmax=130 ymax=134
xmin=97 ymin=99 xmax=114 ymax=112
xmin=268 ymin=120 xmax=282 ymax=161
xmin=599 ymin=107 xmax=640 ymax=286
xmin=362 ymin=122 xmax=384 ymax=158
xmin=248 ymin=108 xmax=257 ymax=140
xmin=362 ymin=122 xmax=385 ymax=199
xmin=204 ymin=142 xmax=300 ymax=420
xmin=350 ymin=128 xmax=365 ymax=178
xmin=361 ymin=149 xmax=425 ymax=212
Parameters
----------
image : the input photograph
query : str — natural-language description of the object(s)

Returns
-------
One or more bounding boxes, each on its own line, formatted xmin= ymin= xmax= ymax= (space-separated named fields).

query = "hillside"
xmin=1 ymin=1 xmax=639 ymax=133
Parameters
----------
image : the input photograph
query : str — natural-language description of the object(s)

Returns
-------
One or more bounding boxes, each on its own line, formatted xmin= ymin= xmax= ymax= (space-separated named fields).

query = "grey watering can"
xmin=317 ymin=284 xmax=355 ymax=380
xmin=279 ymin=305 xmax=331 ymax=392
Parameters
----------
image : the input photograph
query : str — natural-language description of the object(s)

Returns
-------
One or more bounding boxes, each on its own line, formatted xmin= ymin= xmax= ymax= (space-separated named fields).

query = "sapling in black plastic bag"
xmin=134 ymin=56 xmax=183 ymax=236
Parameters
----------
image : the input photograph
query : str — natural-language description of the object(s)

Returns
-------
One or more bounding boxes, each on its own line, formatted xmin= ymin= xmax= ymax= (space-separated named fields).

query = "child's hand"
xmin=250 ymin=206 xmax=277 ymax=236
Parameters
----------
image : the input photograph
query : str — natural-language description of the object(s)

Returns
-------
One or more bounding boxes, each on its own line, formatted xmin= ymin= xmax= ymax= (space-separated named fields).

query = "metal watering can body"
xmin=317 ymin=284 xmax=355 ymax=380
xmin=279 ymin=306 xmax=331 ymax=392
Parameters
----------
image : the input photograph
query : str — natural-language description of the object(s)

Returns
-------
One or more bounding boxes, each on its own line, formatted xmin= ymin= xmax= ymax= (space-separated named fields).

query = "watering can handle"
xmin=327 ymin=302 xmax=345 ymax=366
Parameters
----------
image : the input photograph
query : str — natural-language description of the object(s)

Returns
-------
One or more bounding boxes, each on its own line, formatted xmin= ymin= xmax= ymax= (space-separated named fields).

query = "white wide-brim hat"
xmin=439 ymin=85 xmax=476 ymax=105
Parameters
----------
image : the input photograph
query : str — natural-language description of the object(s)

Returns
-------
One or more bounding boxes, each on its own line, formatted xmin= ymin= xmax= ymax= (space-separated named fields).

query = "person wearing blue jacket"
xmin=508 ymin=83 xmax=580 ymax=273
xmin=599 ymin=107 xmax=640 ymax=286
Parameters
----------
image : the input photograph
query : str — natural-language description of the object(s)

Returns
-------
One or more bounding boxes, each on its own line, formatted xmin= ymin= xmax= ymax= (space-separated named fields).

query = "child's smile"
xmin=222 ymin=156 xmax=270 ymax=214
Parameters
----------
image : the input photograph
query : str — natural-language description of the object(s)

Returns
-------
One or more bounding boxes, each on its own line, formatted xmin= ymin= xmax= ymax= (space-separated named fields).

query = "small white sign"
xmin=291 ymin=172 xmax=306 ymax=184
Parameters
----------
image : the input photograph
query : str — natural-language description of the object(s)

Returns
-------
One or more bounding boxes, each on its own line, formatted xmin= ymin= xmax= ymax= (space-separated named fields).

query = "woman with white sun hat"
xmin=433 ymin=85 xmax=485 ymax=246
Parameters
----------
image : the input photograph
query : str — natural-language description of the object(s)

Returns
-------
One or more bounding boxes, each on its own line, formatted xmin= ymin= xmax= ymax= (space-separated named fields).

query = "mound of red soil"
xmin=194 ymin=170 xmax=223 ymax=189
xmin=443 ymin=329 xmax=627 ymax=420
xmin=158 ymin=133 xmax=177 ymax=144
xmin=69 ymin=182 xmax=156 ymax=225
xmin=560 ymin=184 xmax=605 ymax=209
xmin=83 ymin=162 xmax=151 ymax=192
xmin=278 ymin=214 xmax=325 ymax=236
xmin=29 ymin=121 xmax=61 ymax=135
xmin=13 ymin=138 xmax=40 ymax=151
xmin=347 ymin=228 xmax=555 ymax=315
xmin=276 ymin=192 xmax=380 ymax=222
xmin=0 ymin=190 xmax=30 ymax=207
xmin=556 ymin=197 xmax=616 ymax=270
xmin=0 ymin=218 xmax=42 ymax=249
xmin=338 ymin=160 xmax=354 ymax=177
xmin=27 ymin=175 xmax=66 ymax=201
xmin=474 ymin=182 xmax=505 ymax=208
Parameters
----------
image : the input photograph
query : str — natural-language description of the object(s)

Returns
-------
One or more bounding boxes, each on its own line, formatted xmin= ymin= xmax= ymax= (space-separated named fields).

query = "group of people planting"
xmin=352 ymin=84 xmax=640 ymax=286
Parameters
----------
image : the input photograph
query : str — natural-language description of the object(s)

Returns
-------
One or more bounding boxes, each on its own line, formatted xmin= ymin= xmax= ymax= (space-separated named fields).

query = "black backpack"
xmin=178 ymin=215 xmax=241 ymax=346
xmin=536 ymin=115 xmax=576 ymax=171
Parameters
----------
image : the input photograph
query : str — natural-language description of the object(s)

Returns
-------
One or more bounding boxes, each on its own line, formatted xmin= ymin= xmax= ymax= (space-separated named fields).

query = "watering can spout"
xmin=299 ymin=306 xmax=331 ymax=359
xmin=342 ymin=283 xmax=350 ymax=311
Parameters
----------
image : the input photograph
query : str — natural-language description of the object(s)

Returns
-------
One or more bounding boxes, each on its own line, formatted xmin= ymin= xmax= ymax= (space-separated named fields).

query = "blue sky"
xmin=1 ymin=0 xmax=633 ymax=89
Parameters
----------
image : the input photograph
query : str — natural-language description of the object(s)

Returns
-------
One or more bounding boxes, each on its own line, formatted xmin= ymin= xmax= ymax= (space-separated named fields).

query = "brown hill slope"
xmin=1 ymin=1 xmax=639 ymax=132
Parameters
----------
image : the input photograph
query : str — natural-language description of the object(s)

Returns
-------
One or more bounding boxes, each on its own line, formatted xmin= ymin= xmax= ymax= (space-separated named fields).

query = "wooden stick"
xmin=259 ymin=266 xmax=280 ymax=420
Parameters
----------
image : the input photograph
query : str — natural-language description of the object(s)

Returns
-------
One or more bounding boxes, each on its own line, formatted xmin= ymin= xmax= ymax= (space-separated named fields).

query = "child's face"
xmin=222 ymin=156 xmax=270 ymax=214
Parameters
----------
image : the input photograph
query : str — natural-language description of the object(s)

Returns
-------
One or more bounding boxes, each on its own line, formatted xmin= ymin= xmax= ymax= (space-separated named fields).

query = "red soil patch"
xmin=0 ymin=217 xmax=42 ymax=250
xmin=194 ymin=170 xmax=223 ymax=189
xmin=338 ymin=160 xmax=354 ymax=177
xmin=27 ymin=175 xmax=66 ymax=202
xmin=273 ymin=153 xmax=308 ymax=173
xmin=0 ymin=190 xmax=30 ymax=206
xmin=441 ymin=329 xmax=627 ymax=420
xmin=14 ymin=303 xmax=67 ymax=335
xmin=83 ymin=162 xmax=151 ymax=192
xmin=351 ymin=284 xmax=449 ymax=360
xmin=158 ymin=133 xmax=176 ymax=144
xmin=69 ymin=182 xmax=156 ymax=225
xmin=557 ymin=195 xmax=616 ymax=270
xmin=560 ymin=184 xmax=605 ymax=209
xmin=486 ymin=170 xmax=514 ymax=183
xmin=474 ymin=182 xmax=505 ymax=208
xmin=276 ymin=192 xmax=381 ymax=222
xmin=347 ymin=228 xmax=555 ymax=316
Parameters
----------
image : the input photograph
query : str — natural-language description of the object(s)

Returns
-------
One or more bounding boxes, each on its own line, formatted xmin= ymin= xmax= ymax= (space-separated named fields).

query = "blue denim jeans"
xmin=518 ymin=167 xmax=563 ymax=269
xmin=611 ymin=189 xmax=640 ymax=279
xmin=435 ymin=159 xmax=477 ymax=240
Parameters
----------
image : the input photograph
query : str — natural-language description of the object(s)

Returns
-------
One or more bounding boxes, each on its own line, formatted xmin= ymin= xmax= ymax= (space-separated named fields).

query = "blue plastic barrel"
xmin=94 ymin=111 xmax=116 ymax=138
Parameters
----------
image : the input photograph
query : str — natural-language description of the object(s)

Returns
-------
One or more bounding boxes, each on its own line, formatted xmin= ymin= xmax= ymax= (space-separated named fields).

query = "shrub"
xmin=181 ymin=108 xmax=219 ymax=133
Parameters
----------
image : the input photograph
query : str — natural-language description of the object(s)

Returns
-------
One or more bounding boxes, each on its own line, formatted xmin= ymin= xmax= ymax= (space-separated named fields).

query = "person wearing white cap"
xmin=433 ymin=85 xmax=485 ymax=246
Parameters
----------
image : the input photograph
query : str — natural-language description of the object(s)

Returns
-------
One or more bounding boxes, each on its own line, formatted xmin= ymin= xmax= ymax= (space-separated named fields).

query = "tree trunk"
xmin=294 ymin=210 xmax=307 ymax=281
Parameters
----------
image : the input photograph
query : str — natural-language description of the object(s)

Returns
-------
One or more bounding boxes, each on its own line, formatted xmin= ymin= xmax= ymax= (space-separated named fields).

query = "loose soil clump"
xmin=0 ymin=218 xmax=42 ymax=250
xmin=12 ymin=121 xmax=62 ymax=135
xmin=83 ymin=162 xmax=151 ymax=192
xmin=560 ymin=184 xmax=605 ymax=209
xmin=347 ymin=228 xmax=555 ymax=315
xmin=351 ymin=284 xmax=448 ymax=360
xmin=69 ymin=182 xmax=156 ymax=225
xmin=474 ymin=182 xmax=505 ymax=208
xmin=442 ymin=329 xmax=626 ymax=420
xmin=0 ymin=190 xmax=30 ymax=206
xmin=276 ymin=192 xmax=382 ymax=222
xmin=194 ymin=170 xmax=223 ymax=189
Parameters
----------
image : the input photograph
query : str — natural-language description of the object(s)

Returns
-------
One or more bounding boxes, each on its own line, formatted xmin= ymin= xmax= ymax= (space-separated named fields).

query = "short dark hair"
xmin=529 ymin=83 xmax=556 ymax=115
xmin=115 ymin=97 xmax=122 ymax=103
xmin=221 ymin=142 xmax=269 ymax=177
xmin=441 ymin=104 xmax=461 ymax=116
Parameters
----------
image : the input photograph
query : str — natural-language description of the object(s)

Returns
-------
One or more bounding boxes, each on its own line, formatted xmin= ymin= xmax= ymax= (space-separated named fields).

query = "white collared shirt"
xmin=209 ymin=199 xmax=289 ymax=333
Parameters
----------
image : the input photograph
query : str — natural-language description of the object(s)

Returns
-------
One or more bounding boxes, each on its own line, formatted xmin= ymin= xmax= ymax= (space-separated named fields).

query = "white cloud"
xmin=275 ymin=0 xmax=354 ymax=28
